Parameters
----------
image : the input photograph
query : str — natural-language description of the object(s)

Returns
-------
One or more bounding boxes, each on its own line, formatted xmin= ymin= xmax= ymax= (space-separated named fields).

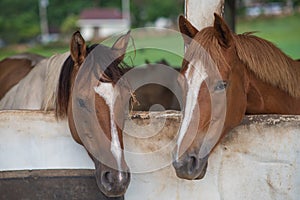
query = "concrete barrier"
xmin=0 ymin=110 xmax=299 ymax=199
xmin=0 ymin=110 xmax=93 ymax=171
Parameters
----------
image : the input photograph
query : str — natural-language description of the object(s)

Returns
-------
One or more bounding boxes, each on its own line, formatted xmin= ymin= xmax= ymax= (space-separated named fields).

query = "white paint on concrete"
xmin=0 ymin=110 xmax=299 ymax=199
xmin=0 ymin=110 xmax=94 ymax=171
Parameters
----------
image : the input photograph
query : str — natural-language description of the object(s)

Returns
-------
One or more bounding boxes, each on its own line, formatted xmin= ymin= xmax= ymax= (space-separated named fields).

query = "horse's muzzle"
xmin=95 ymin=163 xmax=131 ymax=197
xmin=172 ymin=152 xmax=209 ymax=180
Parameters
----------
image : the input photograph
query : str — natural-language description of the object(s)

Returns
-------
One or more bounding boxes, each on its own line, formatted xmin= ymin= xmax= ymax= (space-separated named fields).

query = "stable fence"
xmin=0 ymin=110 xmax=299 ymax=199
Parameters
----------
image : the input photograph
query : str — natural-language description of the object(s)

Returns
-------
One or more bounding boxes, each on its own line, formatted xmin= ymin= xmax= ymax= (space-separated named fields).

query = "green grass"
xmin=0 ymin=32 xmax=184 ymax=67
xmin=0 ymin=43 xmax=69 ymax=60
xmin=103 ymin=30 xmax=184 ymax=67
xmin=124 ymin=48 xmax=183 ymax=67
xmin=236 ymin=13 xmax=300 ymax=59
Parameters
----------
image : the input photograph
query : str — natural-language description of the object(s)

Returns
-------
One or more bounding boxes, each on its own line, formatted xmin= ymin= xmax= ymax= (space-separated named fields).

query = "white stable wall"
xmin=0 ymin=110 xmax=299 ymax=200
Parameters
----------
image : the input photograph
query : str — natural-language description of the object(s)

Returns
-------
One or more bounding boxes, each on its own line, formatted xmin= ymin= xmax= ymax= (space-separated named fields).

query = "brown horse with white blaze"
xmin=56 ymin=31 xmax=132 ymax=197
xmin=0 ymin=31 xmax=132 ymax=198
xmin=173 ymin=13 xmax=300 ymax=180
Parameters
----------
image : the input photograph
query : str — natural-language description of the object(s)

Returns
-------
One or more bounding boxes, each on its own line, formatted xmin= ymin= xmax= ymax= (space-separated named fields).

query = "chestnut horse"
xmin=0 ymin=31 xmax=132 ymax=197
xmin=0 ymin=53 xmax=44 ymax=99
xmin=173 ymin=13 xmax=300 ymax=180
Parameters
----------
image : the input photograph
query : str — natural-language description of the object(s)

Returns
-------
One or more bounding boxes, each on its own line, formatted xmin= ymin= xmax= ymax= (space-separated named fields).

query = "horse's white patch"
xmin=94 ymin=83 xmax=122 ymax=170
xmin=176 ymin=60 xmax=207 ymax=158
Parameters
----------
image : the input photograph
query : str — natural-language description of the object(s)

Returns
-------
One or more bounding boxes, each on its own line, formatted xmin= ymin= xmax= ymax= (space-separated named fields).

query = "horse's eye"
xmin=214 ymin=80 xmax=227 ymax=91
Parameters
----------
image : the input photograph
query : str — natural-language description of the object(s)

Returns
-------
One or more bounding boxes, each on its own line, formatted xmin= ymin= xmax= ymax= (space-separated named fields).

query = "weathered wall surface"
xmin=0 ymin=110 xmax=299 ymax=199
xmin=0 ymin=110 xmax=94 ymax=171
xmin=124 ymin=112 xmax=300 ymax=200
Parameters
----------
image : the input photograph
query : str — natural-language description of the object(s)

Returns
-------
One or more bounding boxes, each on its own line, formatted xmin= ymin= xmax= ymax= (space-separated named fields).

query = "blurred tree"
xmin=0 ymin=0 xmax=40 ymax=44
xmin=0 ymin=0 xmax=184 ymax=44
xmin=131 ymin=0 xmax=184 ymax=27
xmin=47 ymin=0 xmax=93 ymax=30
xmin=60 ymin=14 xmax=78 ymax=35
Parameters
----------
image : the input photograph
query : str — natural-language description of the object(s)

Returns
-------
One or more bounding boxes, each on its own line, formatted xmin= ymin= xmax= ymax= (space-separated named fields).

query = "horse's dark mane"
xmin=56 ymin=44 xmax=131 ymax=119
xmin=56 ymin=54 xmax=74 ymax=118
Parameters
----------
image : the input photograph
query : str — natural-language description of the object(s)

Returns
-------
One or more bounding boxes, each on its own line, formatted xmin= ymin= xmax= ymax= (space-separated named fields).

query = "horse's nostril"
xmin=191 ymin=155 xmax=197 ymax=168
xmin=100 ymin=171 xmax=112 ymax=192
xmin=101 ymin=169 xmax=130 ymax=186
xmin=103 ymin=171 xmax=113 ymax=183
xmin=188 ymin=155 xmax=198 ymax=174
xmin=123 ymin=171 xmax=129 ymax=179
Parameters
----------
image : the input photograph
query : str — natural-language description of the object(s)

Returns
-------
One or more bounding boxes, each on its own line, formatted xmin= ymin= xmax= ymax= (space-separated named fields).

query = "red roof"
xmin=79 ymin=8 xmax=123 ymax=20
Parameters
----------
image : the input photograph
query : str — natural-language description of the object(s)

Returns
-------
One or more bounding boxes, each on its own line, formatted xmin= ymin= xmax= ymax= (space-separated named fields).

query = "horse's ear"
xmin=70 ymin=31 xmax=87 ymax=66
xmin=213 ymin=13 xmax=233 ymax=48
xmin=111 ymin=31 xmax=130 ymax=61
xmin=178 ymin=15 xmax=199 ymax=45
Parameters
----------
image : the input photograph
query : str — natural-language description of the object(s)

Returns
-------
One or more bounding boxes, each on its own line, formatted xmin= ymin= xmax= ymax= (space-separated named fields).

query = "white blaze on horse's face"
xmin=176 ymin=59 xmax=207 ymax=158
xmin=94 ymin=83 xmax=122 ymax=170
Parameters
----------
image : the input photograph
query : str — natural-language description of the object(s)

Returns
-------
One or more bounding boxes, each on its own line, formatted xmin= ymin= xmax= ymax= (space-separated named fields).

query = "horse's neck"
xmin=43 ymin=52 xmax=70 ymax=110
xmin=0 ymin=58 xmax=49 ymax=110
xmin=0 ymin=52 xmax=70 ymax=110
xmin=246 ymin=67 xmax=300 ymax=115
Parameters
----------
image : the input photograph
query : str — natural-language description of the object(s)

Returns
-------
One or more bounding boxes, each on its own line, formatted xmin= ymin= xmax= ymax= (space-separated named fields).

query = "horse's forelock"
xmin=184 ymin=27 xmax=229 ymax=75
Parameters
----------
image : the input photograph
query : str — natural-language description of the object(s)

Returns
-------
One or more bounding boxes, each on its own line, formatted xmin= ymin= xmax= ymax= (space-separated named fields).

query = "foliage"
xmin=131 ymin=0 xmax=184 ymax=27
xmin=1 ymin=12 xmax=299 ymax=64
xmin=47 ymin=0 xmax=94 ymax=30
xmin=0 ymin=0 xmax=299 ymax=44
xmin=0 ymin=0 xmax=183 ymax=44
xmin=60 ymin=14 xmax=79 ymax=35
xmin=0 ymin=0 xmax=40 ymax=44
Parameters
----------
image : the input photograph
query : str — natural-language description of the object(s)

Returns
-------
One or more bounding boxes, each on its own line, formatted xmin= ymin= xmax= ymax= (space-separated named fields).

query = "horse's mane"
xmin=55 ymin=44 xmax=131 ymax=119
xmin=234 ymin=32 xmax=300 ymax=98
xmin=194 ymin=28 xmax=300 ymax=98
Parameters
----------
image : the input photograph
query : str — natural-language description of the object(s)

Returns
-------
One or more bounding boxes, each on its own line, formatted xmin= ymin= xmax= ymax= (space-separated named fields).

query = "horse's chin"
xmin=174 ymin=162 xmax=208 ymax=180
xmin=97 ymin=181 xmax=127 ymax=198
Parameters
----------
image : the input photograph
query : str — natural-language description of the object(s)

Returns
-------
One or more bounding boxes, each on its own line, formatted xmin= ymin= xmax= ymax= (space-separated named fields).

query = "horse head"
xmin=173 ymin=14 xmax=248 ymax=180
xmin=57 ymin=31 xmax=131 ymax=197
